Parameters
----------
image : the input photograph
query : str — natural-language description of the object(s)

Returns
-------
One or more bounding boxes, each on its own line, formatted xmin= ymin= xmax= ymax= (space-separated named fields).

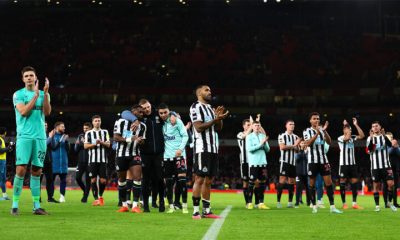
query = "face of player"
xmin=343 ymin=127 xmax=351 ymax=135
xmin=200 ymin=86 xmax=212 ymax=102
xmin=83 ymin=125 xmax=91 ymax=133
xmin=371 ymin=123 xmax=381 ymax=134
xmin=141 ymin=102 xmax=152 ymax=116
xmin=242 ymin=121 xmax=251 ymax=131
xmin=252 ymin=123 xmax=261 ymax=133
xmin=92 ymin=118 xmax=101 ymax=129
xmin=158 ymin=108 xmax=170 ymax=121
xmin=310 ymin=115 xmax=320 ymax=128
xmin=22 ymin=71 xmax=37 ymax=88
xmin=133 ymin=107 xmax=144 ymax=120
xmin=56 ymin=124 xmax=65 ymax=134
xmin=286 ymin=121 xmax=295 ymax=132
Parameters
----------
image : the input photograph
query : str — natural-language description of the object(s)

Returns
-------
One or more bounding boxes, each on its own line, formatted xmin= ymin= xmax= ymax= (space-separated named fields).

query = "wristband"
xmin=125 ymin=137 xmax=132 ymax=143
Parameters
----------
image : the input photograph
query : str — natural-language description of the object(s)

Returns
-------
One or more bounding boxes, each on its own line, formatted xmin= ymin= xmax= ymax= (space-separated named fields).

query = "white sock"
xmin=193 ymin=206 xmax=200 ymax=213
xmin=183 ymin=203 xmax=188 ymax=208
xmin=169 ymin=204 xmax=174 ymax=209
xmin=127 ymin=200 xmax=132 ymax=205
xmin=122 ymin=201 xmax=128 ymax=207
xmin=3 ymin=193 xmax=7 ymax=198
xmin=330 ymin=205 xmax=335 ymax=209
xmin=352 ymin=202 xmax=357 ymax=206
xmin=132 ymin=201 xmax=138 ymax=208
xmin=205 ymin=208 xmax=211 ymax=214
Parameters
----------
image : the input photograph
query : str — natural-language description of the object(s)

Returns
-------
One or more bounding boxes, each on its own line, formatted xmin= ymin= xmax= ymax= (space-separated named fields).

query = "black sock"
xmin=126 ymin=180 xmax=133 ymax=202
xmin=277 ymin=183 xmax=283 ymax=203
xmin=310 ymin=185 xmax=316 ymax=205
xmin=254 ymin=186 xmax=260 ymax=205
xmin=202 ymin=199 xmax=210 ymax=210
xmin=174 ymin=177 xmax=182 ymax=204
xmin=340 ymin=182 xmax=346 ymax=204
xmin=247 ymin=181 xmax=254 ymax=204
xmin=76 ymin=176 xmax=85 ymax=192
xmin=192 ymin=196 xmax=201 ymax=207
xmin=243 ymin=187 xmax=248 ymax=204
xmin=91 ymin=181 xmax=98 ymax=200
xmin=351 ymin=183 xmax=358 ymax=203
xmin=99 ymin=182 xmax=106 ymax=197
xmin=295 ymin=181 xmax=302 ymax=205
xmin=258 ymin=183 xmax=265 ymax=203
xmin=118 ymin=181 xmax=127 ymax=203
xmin=394 ymin=187 xmax=398 ymax=205
xmin=178 ymin=176 xmax=188 ymax=204
xmin=374 ymin=192 xmax=380 ymax=206
xmin=326 ymin=185 xmax=335 ymax=206
xmin=288 ymin=184 xmax=294 ymax=202
xmin=132 ymin=181 xmax=141 ymax=202
xmin=383 ymin=183 xmax=388 ymax=206
xmin=388 ymin=188 xmax=393 ymax=203
xmin=165 ymin=178 xmax=174 ymax=205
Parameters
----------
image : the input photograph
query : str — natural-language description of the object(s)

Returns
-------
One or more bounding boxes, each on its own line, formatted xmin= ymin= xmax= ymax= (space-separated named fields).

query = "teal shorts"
xmin=16 ymin=138 xmax=46 ymax=168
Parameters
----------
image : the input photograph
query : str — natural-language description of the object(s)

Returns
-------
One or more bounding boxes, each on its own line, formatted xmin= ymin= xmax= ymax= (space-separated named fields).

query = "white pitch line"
xmin=201 ymin=205 xmax=233 ymax=240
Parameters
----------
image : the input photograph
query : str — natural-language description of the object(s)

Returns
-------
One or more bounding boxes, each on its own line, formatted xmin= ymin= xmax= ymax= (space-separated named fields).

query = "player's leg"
xmin=59 ymin=173 xmax=67 ymax=202
xmin=90 ymin=163 xmax=99 ymax=204
xmin=117 ymin=168 xmax=128 ymax=211
xmin=84 ymin=164 xmax=91 ymax=201
xmin=316 ymin=173 xmax=324 ymax=207
xmin=176 ymin=157 xmax=188 ymax=213
xmin=130 ymin=156 xmax=143 ymax=213
xmin=192 ymin=153 xmax=204 ymax=218
xmin=339 ymin=177 xmax=347 ymax=206
xmin=241 ymin=163 xmax=249 ymax=206
xmin=76 ymin=161 xmax=86 ymax=196
xmin=98 ymin=163 xmax=107 ymax=204
xmin=383 ymin=181 xmax=388 ymax=207
xmin=153 ymin=153 xmax=165 ymax=212
xmin=126 ymin=169 xmax=133 ymax=207
xmin=277 ymin=175 xmax=287 ymax=208
xmin=287 ymin=177 xmax=295 ymax=207
xmin=0 ymin=160 xmax=7 ymax=199
xmin=349 ymin=165 xmax=361 ymax=209
xmin=373 ymin=178 xmax=381 ymax=211
xmin=141 ymin=155 xmax=152 ymax=212
xmin=30 ymin=139 xmax=48 ymax=214
xmin=295 ymin=176 xmax=302 ymax=206
xmin=44 ymin=160 xmax=55 ymax=202
xmin=164 ymin=160 xmax=175 ymax=212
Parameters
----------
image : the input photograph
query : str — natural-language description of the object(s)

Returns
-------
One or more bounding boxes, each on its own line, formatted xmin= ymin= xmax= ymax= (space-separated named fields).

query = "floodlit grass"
xmin=0 ymin=190 xmax=398 ymax=240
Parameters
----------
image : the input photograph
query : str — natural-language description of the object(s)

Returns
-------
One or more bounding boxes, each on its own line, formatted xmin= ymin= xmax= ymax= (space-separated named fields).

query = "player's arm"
xmin=177 ymin=120 xmax=189 ymax=154
xmin=84 ymin=131 xmax=96 ymax=150
xmin=100 ymin=131 xmax=111 ymax=148
xmin=303 ymin=129 xmax=320 ymax=147
xmin=321 ymin=121 xmax=332 ymax=145
xmin=246 ymin=134 xmax=265 ymax=153
xmin=264 ymin=137 xmax=270 ymax=153
xmin=14 ymin=81 xmax=39 ymax=116
xmin=352 ymin=118 xmax=365 ymax=140
xmin=366 ymin=136 xmax=375 ymax=153
xmin=43 ymin=78 xmax=51 ymax=116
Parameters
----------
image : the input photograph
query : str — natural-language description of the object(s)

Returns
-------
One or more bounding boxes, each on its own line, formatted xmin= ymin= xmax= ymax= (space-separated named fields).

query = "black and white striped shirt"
xmin=237 ymin=132 xmax=247 ymax=164
xmin=303 ymin=127 xmax=329 ymax=164
xmin=190 ymin=101 xmax=218 ymax=154
xmin=278 ymin=132 xmax=299 ymax=166
xmin=113 ymin=119 xmax=147 ymax=158
xmin=338 ymin=135 xmax=357 ymax=166
xmin=85 ymin=129 xmax=110 ymax=163
xmin=367 ymin=135 xmax=391 ymax=170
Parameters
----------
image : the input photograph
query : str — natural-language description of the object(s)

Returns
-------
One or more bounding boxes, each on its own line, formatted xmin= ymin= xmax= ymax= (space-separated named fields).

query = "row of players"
xmin=237 ymin=114 xmax=399 ymax=213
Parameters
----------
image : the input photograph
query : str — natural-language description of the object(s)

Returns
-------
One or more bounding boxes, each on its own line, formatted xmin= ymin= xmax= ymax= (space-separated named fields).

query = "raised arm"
xmin=43 ymin=78 xmax=51 ymax=116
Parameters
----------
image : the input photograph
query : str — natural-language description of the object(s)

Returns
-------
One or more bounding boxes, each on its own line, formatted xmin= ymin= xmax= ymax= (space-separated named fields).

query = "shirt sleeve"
xmin=190 ymin=105 xmax=203 ymax=123
xmin=113 ymin=120 xmax=122 ymax=135
xmin=278 ymin=134 xmax=285 ymax=145
xmin=84 ymin=131 xmax=91 ymax=144
xmin=303 ymin=130 xmax=311 ymax=141
xmin=13 ymin=91 xmax=24 ymax=106
xmin=237 ymin=132 xmax=244 ymax=140
xmin=139 ymin=123 xmax=147 ymax=139
xmin=178 ymin=119 xmax=189 ymax=151
xmin=105 ymin=130 xmax=110 ymax=143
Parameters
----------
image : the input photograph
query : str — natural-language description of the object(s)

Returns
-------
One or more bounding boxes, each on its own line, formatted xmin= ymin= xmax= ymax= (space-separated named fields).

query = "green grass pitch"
xmin=0 ymin=190 xmax=398 ymax=240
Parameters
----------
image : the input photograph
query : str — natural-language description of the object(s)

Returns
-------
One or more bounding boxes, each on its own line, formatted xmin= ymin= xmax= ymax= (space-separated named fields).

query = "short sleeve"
xmin=105 ymin=130 xmax=110 ymax=142
xmin=190 ymin=105 xmax=203 ymax=123
xmin=278 ymin=134 xmax=285 ymax=144
xmin=84 ymin=131 xmax=91 ymax=144
xmin=303 ymin=130 xmax=311 ymax=141
xmin=237 ymin=132 xmax=244 ymax=140
xmin=13 ymin=91 xmax=24 ymax=106
xmin=337 ymin=136 xmax=344 ymax=143
xmin=114 ymin=120 xmax=122 ymax=135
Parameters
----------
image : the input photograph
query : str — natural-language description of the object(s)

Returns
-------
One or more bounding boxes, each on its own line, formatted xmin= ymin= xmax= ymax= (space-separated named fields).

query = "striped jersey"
xmin=85 ymin=128 xmax=110 ymax=163
xmin=113 ymin=118 xmax=146 ymax=158
xmin=337 ymin=135 xmax=357 ymax=166
xmin=366 ymin=135 xmax=391 ymax=170
xmin=190 ymin=101 xmax=218 ymax=154
xmin=303 ymin=127 xmax=329 ymax=164
xmin=278 ymin=132 xmax=299 ymax=165
xmin=237 ymin=132 xmax=247 ymax=164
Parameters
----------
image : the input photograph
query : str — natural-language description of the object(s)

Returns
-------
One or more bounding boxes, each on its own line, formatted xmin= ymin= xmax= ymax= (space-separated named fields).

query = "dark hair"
xmin=308 ymin=112 xmax=320 ymax=120
xmin=138 ymin=98 xmax=149 ymax=105
xmin=242 ymin=119 xmax=250 ymax=125
xmin=253 ymin=121 xmax=260 ymax=124
xmin=21 ymin=66 xmax=36 ymax=76
xmin=158 ymin=103 xmax=169 ymax=110
xmin=343 ymin=124 xmax=351 ymax=130
xmin=371 ymin=121 xmax=380 ymax=125
xmin=131 ymin=104 xmax=142 ymax=110
xmin=286 ymin=119 xmax=294 ymax=124
xmin=54 ymin=121 xmax=64 ymax=128
xmin=83 ymin=122 xmax=92 ymax=128
xmin=92 ymin=115 xmax=101 ymax=121
xmin=0 ymin=127 xmax=6 ymax=135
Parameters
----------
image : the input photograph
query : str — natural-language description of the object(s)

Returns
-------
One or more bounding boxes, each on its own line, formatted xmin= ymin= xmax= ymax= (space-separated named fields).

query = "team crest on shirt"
xmin=282 ymin=171 xmax=286 ymax=175
xmin=308 ymin=171 xmax=312 ymax=176
xmin=202 ymin=167 xmax=208 ymax=172
xmin=340 ymin=173 xmax=344 ymax=177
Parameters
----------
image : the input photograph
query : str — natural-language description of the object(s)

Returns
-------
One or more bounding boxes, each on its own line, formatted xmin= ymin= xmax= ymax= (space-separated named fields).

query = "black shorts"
xmin=116 ymin=156 xmax=141 ymax=172
xmin=163 ymin=157 xmax=187 ymax=178
xmin=339 ymin=165 xmax=358 ymax=179
xmin=371 ymin=168 xmax=394 ymax=182
xmin=249 ymin=165 xmax=267 ymax=182
xmin=308 ymin=163 xmax=331 ymax=177
xmin=279 ymin=162 xmax=296 ymax=178
xmin=89 ymin=163 xmax=107 ymax=179
xmin=193 ymin=152 xmax=218 ymax=177
xmin=240 ymin=163 xmax=249 ymax=181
